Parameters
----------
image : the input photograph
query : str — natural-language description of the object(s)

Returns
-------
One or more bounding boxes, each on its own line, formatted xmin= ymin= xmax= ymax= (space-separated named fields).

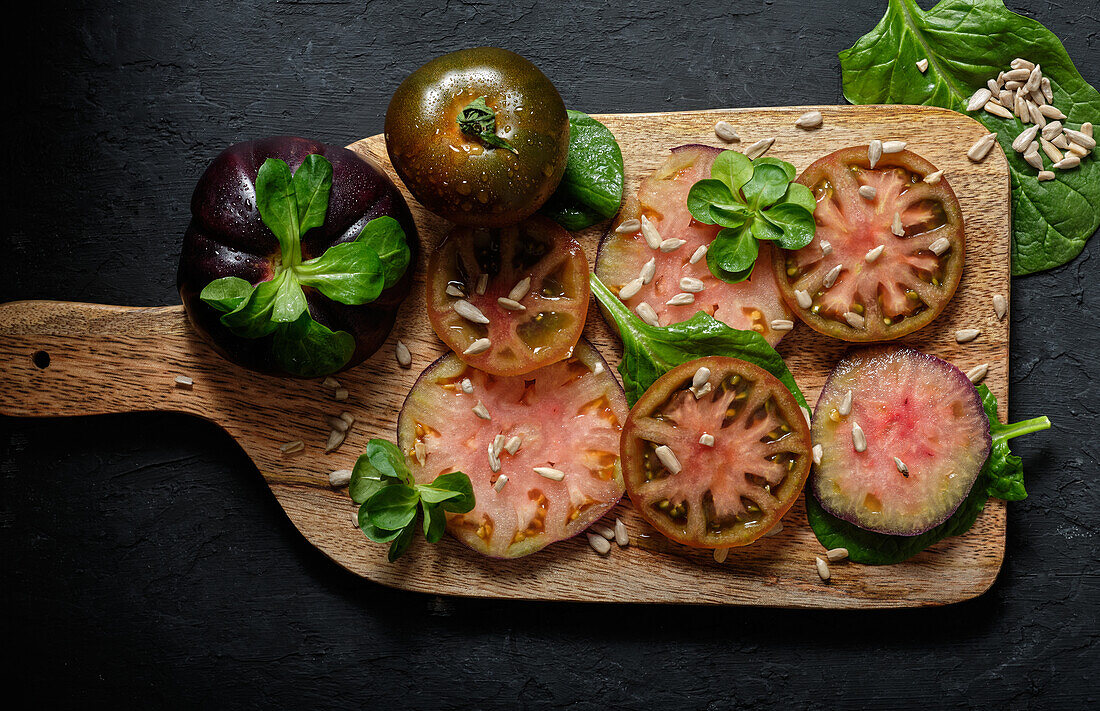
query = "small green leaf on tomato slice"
xmin=751 ymin=156 xmax=797 ymax=182
xmin=200 ymin=276 xmax=254 ymax=313
xmin=687 ymin=178 xmax=743 ymax=225
xmin=762 ymin=202 xmax=817 ymax=250
xmin=709 ymin=226 xmax=759 ymax=273
xmin=780 ymin=182 xmax=817 ymax=213
xmin=427 ymin=471 xmax=475 ymax=513
xmin=421 ymin=501 xmax=447 ymax=543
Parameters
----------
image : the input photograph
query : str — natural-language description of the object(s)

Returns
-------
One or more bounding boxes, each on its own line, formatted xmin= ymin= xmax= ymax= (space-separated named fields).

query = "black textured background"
xmin=3 ymin=1 xmax=1097 ymax=708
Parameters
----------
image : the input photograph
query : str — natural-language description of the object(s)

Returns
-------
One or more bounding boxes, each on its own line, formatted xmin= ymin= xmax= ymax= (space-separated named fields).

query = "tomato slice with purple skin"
xmin=621 ymin=356 xmax=812 ymax=549
xmin=811 ymin=346 xmax=990 ymax=536
xmin=595 ymin=145 xmax=793 ymax=344
xmin=773 ymin=146 xmax=965 ymax=342
xmin=426 ymin=216 xmax=590 ymax=376
xmin=397 ymin=339 xmax=627 ymax=558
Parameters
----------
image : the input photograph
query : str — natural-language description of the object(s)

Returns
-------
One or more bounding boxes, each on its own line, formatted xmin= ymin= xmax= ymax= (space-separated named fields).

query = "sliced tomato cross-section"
xmin=595 ymin=145 xmax=792 ymax=344
xmin=773 ymin=146 xmax=965 ymax=342
xmin=427 ymin=215 xmax=590 ymax=376
xmin=397 ymin=339 xmax=628 ymax=558
xmin=621 ymin=356 xmax=812 ymax=549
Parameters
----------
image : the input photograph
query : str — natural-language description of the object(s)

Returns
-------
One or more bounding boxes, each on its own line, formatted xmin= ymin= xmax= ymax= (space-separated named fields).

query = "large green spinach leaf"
xmin=840 ymin=0 xmax=1100 ymax=275
xmin=541 ymin=111 xmax=624 ymax=230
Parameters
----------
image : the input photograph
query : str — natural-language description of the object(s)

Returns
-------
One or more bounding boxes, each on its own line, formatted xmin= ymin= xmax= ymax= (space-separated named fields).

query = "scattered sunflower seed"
xmin=497 ymin=297 xmax=526 ymax=312
xmin=812 ymin=443 xmax=823 ymax=465
xmin=680 ymin=276 xmax=706 ymax=292
xmin=1023 ymin=150 xmax=1044 ymax=171
xmin=865 ymin=245 xmax=885 ymax=263
xmin=858 ymin=185 xmax=877 ymax=200
xmin=280 ymin=439 xmax=305 ymax=454
xmin=339 ymin=412 xmax=355 ymax=427
xmin=955 ymin=328 xmax=981 ymax=343
xmin=636 ymin=301 xmax=660 ymax=327
xmin=593 ymin=362 xmax=605 ymax=375
xmin=493 ymin=474 xmax=509 ymax=492
xmin=508 ymin=277 xmax=531 ymax=302
xmin=770 ymin=319 xmax=795 ymax=332
xmin=1012 ymin=125 xmax=1041 ymax=153
xmin=1083 ymin=122 xmax=1094 ymax=138
xmin=868 ymin=139 xmax=883 ymax=168
xmin=659 ymin=238 xmax=687 ymax=252
xmin=615 ymin=218 xmax=641 ymax=234
xmin=334 ymin=389 xmax=349 ymax=401
xmin=464 ymin=338 xmax=491 ymax=355
xmin=1003 ymin=68 xmax=1030 ymax=82
xmin=1051 ymin=133 xmax=1070 ymax=149
xmin=640 ymin=215 xmax=662 ymax=249
xmin=929 ymin=237 xmax=951 ymax=256
xmin=745 ymin=137 xmax=775 ymax=159
xmin=967 ymin=133 xmax=997 ymax=162
xmin=322 ymin=376 xmax=340 ymax=389
xmin=794 ymin=289 xmax=813 ymax=309
xmin=472 ymin=401 xmax=491 ymax=420
xmin=1065 ymin=129 xmax=1096 ymax=150
xmin=1037 ymin=170 xmax=1056 ymax=181
xmin=966 ymin=363 xmax=989 ymax=384
xmin=714 ymin=120 xmax=740 ymax=142
xmin=984 ymin=101 xmax=1013 ymax=120
xmin=454 ymin=299 xmax=490 ymax=324
xmin=916 ymin=58 xmax=928 ymax=73
xmin=591 ymin=523 xmax=616 ymax=540
xmin=966 ymin=88 xmax=992 ymax=111
xmin=851 ymin=422 xmax=867 ymax=453
xmin=801 ymin=406 xmax=812 ymax=427
xmin=826 ymin=547 xmax=849 ymax=563
xmin=820 ymin=239 xmax=833 ymax=255
xmin=894 ymin=456 xmax=909 ymax=477
xmin=699 ymin=433 xmax=715 ymax=447
xmin=487 ymin=445 xmax=501 ymax=473
xmin=326 ymin=415 xmax=349 ymax=433
xmin=689 ymin=245 xmax=708 ymax=265
xmin=460 ymin=377 xmax=474 ymax=394
xmin=844 ymin=311 xmax=866 ymax=329
xmin=823 ymin=264 xmax=842 ymax=288
xmin=691 ymin=382 xmax=713 ymax=400
xmin=714 ymin=547 xmax=729 ymax=563
xmin=839 ymin=390 xmax=853 ymax=416
xmin=395 ymin=340 xmax=412 ymax=368
xmin=504 ymin=436 xmax=522 ymax=455
xmin=618 ymin=277 xmax=644 ymax=301
xmin=654 ymin=445 xmax=682 ymax=474
xmin=1066 ymin=142 xmax=1089 ymax=158
xmin=1011 ymin=58 xmax=1035 ymax=71
xmin=414 ymin=440 xmax=427 ymax=466
xmin=816 ymin=556 xmax=831 ymax=581
xmin=329 ymin=469 xmax=352 ymax=487
xmin=1024 ymin=65 xmax=1042 ymax=92
xmin=475 ymin=273 xmax=488 ymax=295
xmin=1041 ymin=76 xmax=1054 ymax=104
xmin=614 ymin=519 xmax=629 ymax=547
xmin=1040 ymin=138 xmax=1064 ymax=164
xmin=587 ymin=532 xmax=611 ymax=555
xmin=993 ymin=293 xmax=1007 ymax=320
xmin=535 ymin=466 xmax=565 ymax=481
xmin=692 ymin=366 xmax=711 ymax=389
xmin=325 ymin=429 xmax=347 ymax=453
xmin=640 ymin=258 xmax=657 ymax=284
xmin=882 ymin=140 xmax=907 ymax=153
xmin=445 ymin=284 xmax=465 ymax=298
xmin=666 ymin=293 xmax=695 ymax=306
xmin=795 ymin=111 xmax=823 ymax=129
xmin=174 ymin=375 xmax=194 ymax=389
xmin=891 ymin=212 xmax=904 ymax=236
xmin=924 ymin=169 xmax=943 ymax=185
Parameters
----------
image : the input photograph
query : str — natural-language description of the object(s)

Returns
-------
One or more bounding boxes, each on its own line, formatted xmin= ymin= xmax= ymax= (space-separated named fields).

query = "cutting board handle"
xmin=0 ymin=300 xmax=216 ymax=419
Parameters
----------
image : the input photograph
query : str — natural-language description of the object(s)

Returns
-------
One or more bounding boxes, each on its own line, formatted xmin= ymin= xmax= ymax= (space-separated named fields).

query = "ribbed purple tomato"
xmin=177 ymin=136 xmax=419 ymax=376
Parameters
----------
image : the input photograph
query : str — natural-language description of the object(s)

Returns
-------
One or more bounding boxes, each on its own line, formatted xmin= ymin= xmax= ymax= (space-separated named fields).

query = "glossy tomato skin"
xmin=177 ymin=136 xmax=419 ymax=376
xmin=385 ymin=47 xmax=569 ymax=227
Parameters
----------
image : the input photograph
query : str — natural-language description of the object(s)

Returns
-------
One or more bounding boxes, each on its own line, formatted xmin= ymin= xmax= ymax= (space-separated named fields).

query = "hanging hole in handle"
xmin=32 ymin=351 xmax=50 ymax=369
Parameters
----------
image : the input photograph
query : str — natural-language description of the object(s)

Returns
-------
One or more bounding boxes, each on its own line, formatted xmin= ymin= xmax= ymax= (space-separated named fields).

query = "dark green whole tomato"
xmin=385 ymin=47 xmax=569 ymax=227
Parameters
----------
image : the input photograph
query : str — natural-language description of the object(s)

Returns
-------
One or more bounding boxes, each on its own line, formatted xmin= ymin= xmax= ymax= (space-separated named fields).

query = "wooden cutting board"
xmin=0 ymin=105 xmax=1011 ymax=608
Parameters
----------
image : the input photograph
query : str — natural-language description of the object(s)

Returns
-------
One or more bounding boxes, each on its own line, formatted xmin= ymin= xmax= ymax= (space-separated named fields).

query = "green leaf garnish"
xmin=590 ymin=273 xmax=806 ymax=408
xmin=199 ymin=276 xmax=254 ymax=313
xmin=271 ymin=312 xmax=356 ymax=378
xmin=807 ymin=384 xmax=1050 ymax=565
xmin=839 ymin=0 xmax=1100 ymax=276
xmin=255 ymin=159 xmax=302 ymax=266
xmin=354 ymin=216 xmax=412 ymax=289
xmin=291 ymin=154 xmax=334 ymax=237
xmin=296 ymin=241 xmax=384 ymax=305
xmin=456 ymin=96 xmax=518 ymax=155
xmin=541 ymin=111 xmax=625 ymax=231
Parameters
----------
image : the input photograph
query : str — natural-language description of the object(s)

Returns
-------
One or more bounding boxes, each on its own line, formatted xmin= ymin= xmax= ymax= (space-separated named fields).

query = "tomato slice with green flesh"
xmin=773 ymin=146 xmax=965 ymax=342
xmin=397 ymin=339 xmax=627 ymax=558
xmin=621 ymin=356 xmax=812 ymax=549
xmin=811 ymin=346 xmax=990 ymax=536
xmin=594 ymin=145 xmax=793 ymax=344
xmin=426 ymin=216 xmax=590 ymax=376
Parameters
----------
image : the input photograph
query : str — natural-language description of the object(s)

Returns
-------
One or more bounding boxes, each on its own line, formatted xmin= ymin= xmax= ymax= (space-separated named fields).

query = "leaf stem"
xmin=994 ymin=416 xmax=1052 ymax=443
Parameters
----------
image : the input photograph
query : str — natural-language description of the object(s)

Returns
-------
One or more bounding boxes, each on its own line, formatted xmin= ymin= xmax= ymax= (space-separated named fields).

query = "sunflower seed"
xmin=966 ymin=363 xmax=989 ymax=384
xmin=325 ymin=429 xmax=346 ymax=453
xmin=497 ymin=297 xmax=526 ymax=311
xmin=858 ymin=185 xmax=877 ymax=200
xmin=691 ymin=382 xmax=713 ymax=400
xmin=679 ymin=277 xmax=706 ymax=293
xmin=689 ymin=245 xmax=708 ymax=264
xmin=617 ymin=277 xmax=644 ymax=301
xmin=984 ymin=101 xmax=1013 ymax=120
xmin=472 ymin=401 xmax=491 ymax=420
xmin=801 ymin=406 xmax=812 ymax=427
xmin=868 ymin=139 xmax=883 ymax=168
xmin=1003 ymin=68 xmax=1030 ymax=82
xmin=493 ymin=474 xmax=509 ymax=492
xmin=745 ymin=137 xmax=775 ymax=159
xmin=1052 ymin=134 xmax=1070 ymax=149
xmin=924 ymin=169 xmax=944 ymax=185
xmin=1023 ymin=150 xmax=1044 ymax=171
xmin=1028 ymin=102 xmax=1046 ymax=127
xmin=591 ymin=523 xmax=615 ymax=540
xmin=593 ymin=362 xmax=605 ymax=375
xmin=487 ymin=446 xmax=500 ymax=473
xmin=395 ymin=340 xmax=412 ymax=368
xmin=414 ymin=440 xmax=427 ymax=466
xmin=764 ymin=521 xmax=784 ymax=538
xmin=340 ymin=412 xmax=355 ymax=427
xmin=654 ymin=445 xmax=682 ymax=474
xmin=1014 ymin=92 xmax=1028 ymax=120
xmin=795 ymin=111 xmax=823 ymax=129
xmin=667 ymin=293 xmax=695 ymax=306
xmin=464 ymin=338 xmax=491 ymax=355
xmin=794 ymin=289 xmax=813 ymax=309
xmin=827 ymin=547 xmax=849 ymax=563
xmin=660 ymin=238 xmax=687 ymax=252
xmin=820 ymin=240 xmax=833 ymax=255
xmin=955 ymin=328 xmax=981 ymax=343
xmin=1011 ymin=58 xmax=1035 ymax=71
xmin=816 ymin=556 xmax=831 ymax=581
xmin=460 ymin=377 xmax=474 ymax=394
xmin=699 ymin=432 xmax=715 ymax=447
xmin=917 ymin=58 xmax=929 ymax=73
xmin=491 ymin=433 xmax=506 ymax=457
xmin=1083 ymin=122 xmax=1094 ymax=139
xmin=587 ymin=533 xmax=611 ymax=555
xmin=770 ymin=319 xmax=795 ymax=332
xmin=1012 ymin=125 xmax=1041 ymax=153
xmin=616 ymin=218 xmax=641 ymax=234
xmin=714 ymin=120 xmax=740 ymax=142
xmin=839 ymin=390 xmax=853 ymax=416
xmin=534 ymin=466 xmax=565 ymax=481
xmin=504 ymin=436 xmax=522 ymax=455
xmin=823 ymin=264 xmax=842 ymax=289
xmin=474 ymin=273 xmax=488 ymax=295
xmin=1065 ymin=129 xmax=1096 ymax=150
xmin=851 ymin=422 xmax=867 ymax=452
xmin=1067 ymin=142 xmax=1090 ymax=158
xmin=640 ymin=215 xmax=662 ymax=249
xmin=1040 ymin=138 xmax=1063 ymax=164
xmin=1053 ymin=156 xmax=1080 ymax=170
xmin=334 ymin=389 xmax=349 ymax=401
xmin=1037 ymin=170 xmax=1055 ymax=182
xmin=692 ymin=366 xmax=712 ymax=389
xmin=326 ymin=415 xmax=349 ymax=433
xmin=1005 ymin=79 xmax=1023 ymax=91
xmin=892 ymin=456 xmax=910 ymax=477
xmin=322 ymin=377 xmax=342 ymax=391
xmin=844 ymin=311 xmax=866 ymax=329
xmin=174 ymin=375 xmax=193 ymax=389
xmin=1041 ymin=76 xmax=1054 ymax=103
xmin=929 ymin=237 xmax=951 ymax=256
xmin=508 ymin=277 xmax=531 ymax=302
xmin=329 ymin=469 xmax=352 ymax=487
xmin=1042 ymin=120 xmax=1064 ymax=140
xmin=1028 ymin=140 xmax=1040 ymax=155
xmin=1024 ymin=65 xmax=1042 ymax=92
xmin=966 ymin=88 xmax=992 ymax=111
xmin=967 ymin=133 xmax=997 ymax=162
xmin=891 ymin=212 xmax=905 ymax=236
xmin=446 ymin=284 xmax=465 ymax=297
xmin=865 ymin=245 xmax=885 ymax=263
xmin=636 ymin=301 xmax=659 ymax=326
xmin=812 ymin=443 xmax=823 ymax=465
xmin=882 ymin=140 xmax=907 ymax=153
xmin=714 ymin=547 xmax=729 ymax=563
xmin=998 ymin=89 xmax=1013 ymax=106
xmin=640 ymin=258 xmax=657 ymax=284
xmin=614 ymin=519 xmax=629 ymax=547
xmin=454 ymin=299 xmax=490 ymax=324
xmin=280 ymin=439 xmax=305 ymax=454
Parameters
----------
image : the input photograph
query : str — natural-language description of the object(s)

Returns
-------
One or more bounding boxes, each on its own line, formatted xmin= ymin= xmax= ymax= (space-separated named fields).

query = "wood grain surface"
xmin=0 ymin=105 xmax=1010 ymax=608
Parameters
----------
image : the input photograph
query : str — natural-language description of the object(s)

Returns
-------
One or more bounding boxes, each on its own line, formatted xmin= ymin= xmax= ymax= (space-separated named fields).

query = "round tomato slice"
xmin=621 ymin=356 xmax=811 ymax=549
xmin=594 ymin=145 xmax=792 ymax=345
xmin=397 ymin=339 xmax=628 ymax=558
xmin=773 ymin=146 xmax=965 ymax=342
xmin=426 ymin=216 xmax=590 ymax=376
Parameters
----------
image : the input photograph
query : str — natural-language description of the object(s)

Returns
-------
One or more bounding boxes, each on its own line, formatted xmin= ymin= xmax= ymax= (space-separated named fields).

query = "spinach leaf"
xmin=255 ymin=158 xmax=302 ymax=266
xmin=840 ymin=0 xmax=1100 ymax=275
xmin=590 ymin=274 xmax=807 ymax=408
xmin=291 ymin=154 xmax=333 ymax=237
xmin=354 ymin=216 xmax=411 ymax=289
xmin=351 ymin=438 xmax=474 ymax=562
xmin=541 ymin=110 xmax=625 ymax=231
xmin=708 ymin=226 xmax=759 ymax=274
xmin=762 ymin=202 xmax=818 ymax=250
xmin=807 ymin=384 xmax=1050 ymax=565
xmin=199 ymin=276 xmax=254 ymax=313
xmin=270 ymin=312 xmax=356 ymax=378
xmin=296 ymin=242 xmax=384 ymax=305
